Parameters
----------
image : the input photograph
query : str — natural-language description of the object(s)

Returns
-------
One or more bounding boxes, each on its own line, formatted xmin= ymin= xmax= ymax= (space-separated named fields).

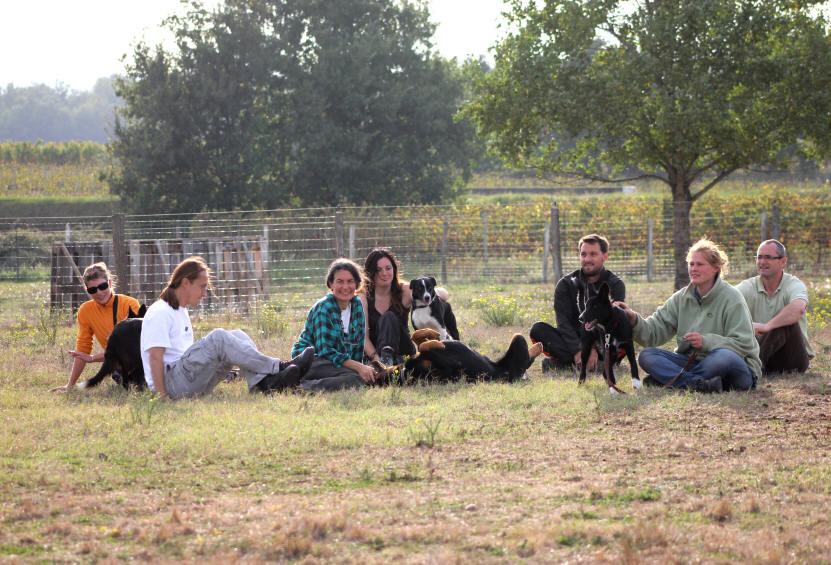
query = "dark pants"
xmin=758 ymin=324 xmax=810 ymax=374
xmin=300 ymin=358 xmax=365 ymax=392
xmin=375 ymin=311 xmax=415 ymax=360
xmin=529 ymin=321 xmax=576 ymax=369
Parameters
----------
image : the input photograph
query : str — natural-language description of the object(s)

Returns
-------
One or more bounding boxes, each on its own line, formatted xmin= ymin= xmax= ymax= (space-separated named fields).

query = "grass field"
xmin=2 ymin=280 xmax=830 ymax=563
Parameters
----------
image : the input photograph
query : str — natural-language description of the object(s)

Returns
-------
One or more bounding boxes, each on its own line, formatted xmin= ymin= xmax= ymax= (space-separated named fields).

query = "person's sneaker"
xmin=287 ymin=346 xmax=315 ymax=377
xmin=541 ymin=357 xmax=554 ymax=373
xmin=379 ymin=346 xmax=396 ymax=368
xmin=255 ymin=364 xmax=302 ymax=394
xmin=690 ymin=375 xmax=723 ymax=394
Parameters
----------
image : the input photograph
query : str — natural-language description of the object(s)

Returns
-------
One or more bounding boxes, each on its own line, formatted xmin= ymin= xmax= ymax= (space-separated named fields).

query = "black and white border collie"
xmin=409 ymin=276 xmax=460 ymax=341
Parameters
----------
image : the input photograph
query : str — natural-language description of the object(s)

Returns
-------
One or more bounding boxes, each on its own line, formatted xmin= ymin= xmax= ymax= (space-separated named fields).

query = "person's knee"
xmin=637 ymin=347 xmax=661 ymax=368
xmin=529 ymin=321 xmax=550 ymax=341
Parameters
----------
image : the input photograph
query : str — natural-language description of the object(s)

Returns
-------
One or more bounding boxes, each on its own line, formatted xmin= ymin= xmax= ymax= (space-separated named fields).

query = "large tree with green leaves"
xmin=110 ymin=0 xmax=477 ymax=213
xmin=465 ymin=0 xmax=831 ymax=288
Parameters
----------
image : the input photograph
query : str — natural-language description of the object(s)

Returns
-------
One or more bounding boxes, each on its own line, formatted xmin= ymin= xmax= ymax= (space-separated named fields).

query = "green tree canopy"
xmin=465 ymin=0 xmax=831 ymax=288
xmin=110 ymin=0 xmax=478 ymax=213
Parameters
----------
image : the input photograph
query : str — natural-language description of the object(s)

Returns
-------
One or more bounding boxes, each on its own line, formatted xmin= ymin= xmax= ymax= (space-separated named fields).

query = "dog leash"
xmin=603 ymin=333 xmax=626 ymax=395
xmin=663 ymin=350 xmax=699 ymax=388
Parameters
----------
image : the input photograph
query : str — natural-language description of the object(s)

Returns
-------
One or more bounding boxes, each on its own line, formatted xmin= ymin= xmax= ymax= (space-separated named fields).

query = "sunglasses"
xmin=86 ymin=281 xmax=110 ymax=294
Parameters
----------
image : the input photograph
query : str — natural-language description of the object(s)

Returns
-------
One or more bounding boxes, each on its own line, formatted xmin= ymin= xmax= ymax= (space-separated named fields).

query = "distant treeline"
xmin=0 ymin=78 xmax=120 ymax=144
xmin=0 ymin=141 xmax=107 ymax=165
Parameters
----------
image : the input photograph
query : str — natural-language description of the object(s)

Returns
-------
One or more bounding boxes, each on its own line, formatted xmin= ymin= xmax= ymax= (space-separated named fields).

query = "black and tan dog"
xmin=375 ymin=329 xmax=542 ymax=384
xmin=78 ymin=305 xmax=147 ymax=390
xmin=577 ymin=282 xmax=640 ymax=394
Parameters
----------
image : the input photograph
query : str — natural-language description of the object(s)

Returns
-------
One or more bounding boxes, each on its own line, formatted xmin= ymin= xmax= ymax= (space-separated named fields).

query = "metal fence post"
xmin=772 ymin=205 xmax=780 ymax=240
xmin=65 ymin=223 xmax=70 ymax=243
xmin=550 ymin=204 xmax=562 ymax=282
xmin=335 ymin=209 xmax=344 ymax=258
xmin=441 ymin=219 xmax=448 ymax=282
xmin=647 ymin=218 xmax=654 ymax=282
xmin=543 ymin=223 xmax=550 ymax=283
xmin=112 ymin=214 xmax=129 ymax=295
xmin=348 ymin=225 xmax=356 ymax=259
xmin=481 ymin=210 xmax=488 ymax=267
xmin=761 ymin=211 xmax=768 ymax=242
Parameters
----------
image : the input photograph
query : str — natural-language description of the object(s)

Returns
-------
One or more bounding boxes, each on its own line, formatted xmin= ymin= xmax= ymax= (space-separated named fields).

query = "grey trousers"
xmin=164 ymin=328 xmax=282 ymax=398
xmin=300 ymin=358 xmax=365 ymax=392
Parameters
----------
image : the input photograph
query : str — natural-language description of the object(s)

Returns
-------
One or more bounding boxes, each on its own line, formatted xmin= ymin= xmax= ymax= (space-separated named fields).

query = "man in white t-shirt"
xmin=140 ymin=256 xmax=313 ymax=399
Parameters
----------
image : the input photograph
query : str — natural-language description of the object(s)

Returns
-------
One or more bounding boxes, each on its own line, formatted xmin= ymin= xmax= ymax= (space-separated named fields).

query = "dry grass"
xmin=1 ymin=280 xmax=830 ymax=563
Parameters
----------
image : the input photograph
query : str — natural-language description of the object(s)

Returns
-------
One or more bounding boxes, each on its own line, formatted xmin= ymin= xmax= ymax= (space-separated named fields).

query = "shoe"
xmin=279 ymin=347 xmax=315 ymax=376
xmin=541 ymin=357 xmax=554 ymax=373
xmin=642 ymin=375 xmax=662 ymax=387
xmin=379 ymin=346 xmax=395 ymax=368
xmin=690 ymin=375 xmax=723 ymax=394
xmin=256 ymin=364 xmax=302 ymax=394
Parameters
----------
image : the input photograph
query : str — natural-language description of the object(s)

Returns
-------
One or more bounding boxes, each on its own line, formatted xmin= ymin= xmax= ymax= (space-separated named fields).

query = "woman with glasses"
xmin=615 ymin=239 xmax=761 ymax=393
xmin=50 ymin=262 xmax=141 ymax=392
xmin=291 ymin=258 xmax=378 ymax=391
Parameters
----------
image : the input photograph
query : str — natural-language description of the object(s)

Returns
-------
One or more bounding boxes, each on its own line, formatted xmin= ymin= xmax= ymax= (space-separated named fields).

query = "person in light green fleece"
xmin=615 ymin=239 xmax=761 ymax=393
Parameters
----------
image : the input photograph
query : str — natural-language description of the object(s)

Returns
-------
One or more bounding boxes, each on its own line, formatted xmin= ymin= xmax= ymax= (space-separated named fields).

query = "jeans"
xmin=638 ymin=347 xmax=756 ymax=391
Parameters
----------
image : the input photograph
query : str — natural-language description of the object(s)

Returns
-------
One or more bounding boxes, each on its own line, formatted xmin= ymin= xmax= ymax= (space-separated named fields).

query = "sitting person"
xmin=360 ymin=248 xmax=417 ymax=367
xmin=735 ymin=239 xmax=813 ymax=373
xmin=292 ymin=258 xmax=378 ymax=392
xmin=615 ymin=239 xmax=761 ymax=392
xmin=530 ymin=234 xmax=625 ymax=373
xmin=51 ymin=262 xmax=141 ymax=392
xmin=140 ymin=256 xmax=312 ymax=399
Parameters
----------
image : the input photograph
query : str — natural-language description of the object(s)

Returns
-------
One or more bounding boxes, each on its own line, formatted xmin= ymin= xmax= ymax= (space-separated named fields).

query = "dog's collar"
xmin=412 ymin=304 xmax=429 ymax=310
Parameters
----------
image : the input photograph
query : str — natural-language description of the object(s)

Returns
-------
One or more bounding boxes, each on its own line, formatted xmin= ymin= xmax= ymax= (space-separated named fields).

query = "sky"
xmin=0 ymin=0 xmax=510 ymax=92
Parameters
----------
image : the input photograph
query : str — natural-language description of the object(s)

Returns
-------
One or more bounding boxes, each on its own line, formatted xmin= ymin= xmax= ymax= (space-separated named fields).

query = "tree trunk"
xmin=671 ymin=175 xmax=693 ymax=290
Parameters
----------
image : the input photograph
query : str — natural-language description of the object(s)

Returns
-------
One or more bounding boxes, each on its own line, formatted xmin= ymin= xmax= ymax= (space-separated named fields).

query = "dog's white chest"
xmin=412 ymin=308 xmax=448 ymax=340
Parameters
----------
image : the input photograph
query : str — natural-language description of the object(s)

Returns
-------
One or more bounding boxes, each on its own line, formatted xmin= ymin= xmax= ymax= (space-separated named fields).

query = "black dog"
xmin=577 ymin=282 xmax=640 ymax=394
xmin=78 ymin=305 xmax=147 ymax=390
xmin=383 ymin=329 xmax=535 ymax=384
xmin=409 ymin=276 xmax=460 ymax=341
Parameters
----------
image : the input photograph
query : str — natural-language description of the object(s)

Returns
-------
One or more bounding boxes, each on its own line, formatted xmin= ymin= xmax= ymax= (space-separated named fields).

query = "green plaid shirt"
xmin=292 ymin=293 xmax=365 ymax=367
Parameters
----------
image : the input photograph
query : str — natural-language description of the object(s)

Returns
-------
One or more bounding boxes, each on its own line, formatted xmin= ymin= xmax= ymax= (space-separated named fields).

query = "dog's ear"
xmin=428 ymin=276 xmax=437 ymax=287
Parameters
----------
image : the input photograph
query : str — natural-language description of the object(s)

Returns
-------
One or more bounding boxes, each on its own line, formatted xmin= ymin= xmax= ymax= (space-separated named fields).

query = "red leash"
xmin=664 ymin=350 xmax=699 ymax=388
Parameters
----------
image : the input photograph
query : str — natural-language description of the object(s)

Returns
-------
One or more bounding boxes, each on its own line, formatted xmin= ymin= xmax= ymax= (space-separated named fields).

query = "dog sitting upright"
xmin=409 ymin=276 xmax=460 ymax=341
xmin=78 ymin=305 xmax=147 ymax=390
xmin=577 ymin=282 xmax=640 ymax=394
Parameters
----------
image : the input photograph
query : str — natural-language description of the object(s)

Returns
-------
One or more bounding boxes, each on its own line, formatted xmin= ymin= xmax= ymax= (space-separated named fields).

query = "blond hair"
xmin=687 ymin=238 xmax=729 ymax=278
xmin=82 ymin=262 xmax=116 ymax=287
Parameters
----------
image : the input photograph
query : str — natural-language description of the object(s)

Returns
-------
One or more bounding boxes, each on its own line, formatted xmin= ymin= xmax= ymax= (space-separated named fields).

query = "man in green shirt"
xmin=735 ymin=239 xmax=812 ymax=374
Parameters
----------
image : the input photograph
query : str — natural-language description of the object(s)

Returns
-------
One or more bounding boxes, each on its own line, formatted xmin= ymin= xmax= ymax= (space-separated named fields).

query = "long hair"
xmin=159 ymin=256 xmax=211 ymax=309
xmin=363 ymin=247 xmax=405 ymax=316
xmin=687 ymin=238 xmax=729 ymax=279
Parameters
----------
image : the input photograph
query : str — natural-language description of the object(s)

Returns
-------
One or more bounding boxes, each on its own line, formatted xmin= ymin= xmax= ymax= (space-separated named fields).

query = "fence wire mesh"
xmin=1 ymin=202 xmax=829 ymax=313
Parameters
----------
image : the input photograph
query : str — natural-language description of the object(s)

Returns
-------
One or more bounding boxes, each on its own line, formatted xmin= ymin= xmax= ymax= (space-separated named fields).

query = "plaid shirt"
xmin=292 ymin=293 xmax=365 ymax=367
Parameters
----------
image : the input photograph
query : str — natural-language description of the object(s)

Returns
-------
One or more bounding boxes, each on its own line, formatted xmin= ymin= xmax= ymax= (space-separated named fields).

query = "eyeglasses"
xmin=754 ymin=255 xmax=782 ymax=261
xmin=86 ymin=281 xmax=110 ymax=294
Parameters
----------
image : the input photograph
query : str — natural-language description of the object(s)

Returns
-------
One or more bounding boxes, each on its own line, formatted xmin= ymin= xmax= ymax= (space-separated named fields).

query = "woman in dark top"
xmin=360 ymin=248 xmax=416 ymax=367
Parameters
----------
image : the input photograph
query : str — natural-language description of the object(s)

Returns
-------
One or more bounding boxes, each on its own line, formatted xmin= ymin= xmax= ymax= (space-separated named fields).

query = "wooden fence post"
xmin=550 ymin=204 xmax=562 ymax=283
xmin=441 ymin=219 xmax=448 ymax=282
xmin=112 ymin=214 xmax=129 ymax=295
xmin=335 ymin=209 xmax=344 ymax=258
xmin=647 ymin=218 xmax=654 ymax=282
xmin=772 ymin=205 xmax=780 ymax=240
xmin=543 ymin=223 xmax=550 ymax=283
xmin=481 ymin=210 xmax=488 ymax=266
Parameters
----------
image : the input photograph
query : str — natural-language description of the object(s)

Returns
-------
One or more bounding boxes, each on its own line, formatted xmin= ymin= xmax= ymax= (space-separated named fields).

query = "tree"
xmin=465 ymin=0 xmax=831 ymax=288
xmin=110 ymin=0 xmax=477 ymax=213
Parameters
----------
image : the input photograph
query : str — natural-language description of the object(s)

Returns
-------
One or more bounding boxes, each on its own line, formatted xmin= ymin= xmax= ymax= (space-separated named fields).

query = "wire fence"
xmin=1 ymin=202 xmax=829 ymax=312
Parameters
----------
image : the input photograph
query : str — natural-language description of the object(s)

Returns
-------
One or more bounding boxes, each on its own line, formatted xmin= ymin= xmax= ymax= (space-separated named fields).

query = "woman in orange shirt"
xmin=50 ymin=262 xmax=141 ymax=392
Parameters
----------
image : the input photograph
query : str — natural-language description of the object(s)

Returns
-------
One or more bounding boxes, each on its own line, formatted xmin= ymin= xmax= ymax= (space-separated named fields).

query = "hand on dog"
xmin=612 ymin=301 xmax=637 ymax=325
xmin=67 ymin=350 xmax=94 ymax=363
xmin=355 ymin=363 xmax=378 ymax=383
xmin=573 ymin=349 xmax=599 ymax=371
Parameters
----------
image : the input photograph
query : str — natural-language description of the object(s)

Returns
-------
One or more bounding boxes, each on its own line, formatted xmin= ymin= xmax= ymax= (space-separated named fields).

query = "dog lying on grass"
xmin=375 ymin=329 xmax=542 ymax=384
xmin=577 ymin=282 xmax=640 ymax=394
xmin=78 ymin=305 xmax=147 ymax=390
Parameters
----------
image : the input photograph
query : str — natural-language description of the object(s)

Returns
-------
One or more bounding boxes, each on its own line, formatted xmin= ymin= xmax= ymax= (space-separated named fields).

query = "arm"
xmin=52 ymin=309 xmax=99 ymax=391
xmin=342 ymin=359 xmax=377 ymax=383
xmin=147 ymin=347 xmax=168 ymax=398
xmin=400 ymin=281 xmax=412 ymax=309
xmin=753 ymin=299 xmax=807 ymax=335
xmin=50 ymin=356 xmax=90 ymax=392
xmin=436 ymin=286 xmax=449 ymax=301
xmin=630 ymin=295 xmax=680 ymax=348
xmin=553 ymin=279 xmax=581 ymax=357
xmin=359 ymin=294 xmax=379 ymax=361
